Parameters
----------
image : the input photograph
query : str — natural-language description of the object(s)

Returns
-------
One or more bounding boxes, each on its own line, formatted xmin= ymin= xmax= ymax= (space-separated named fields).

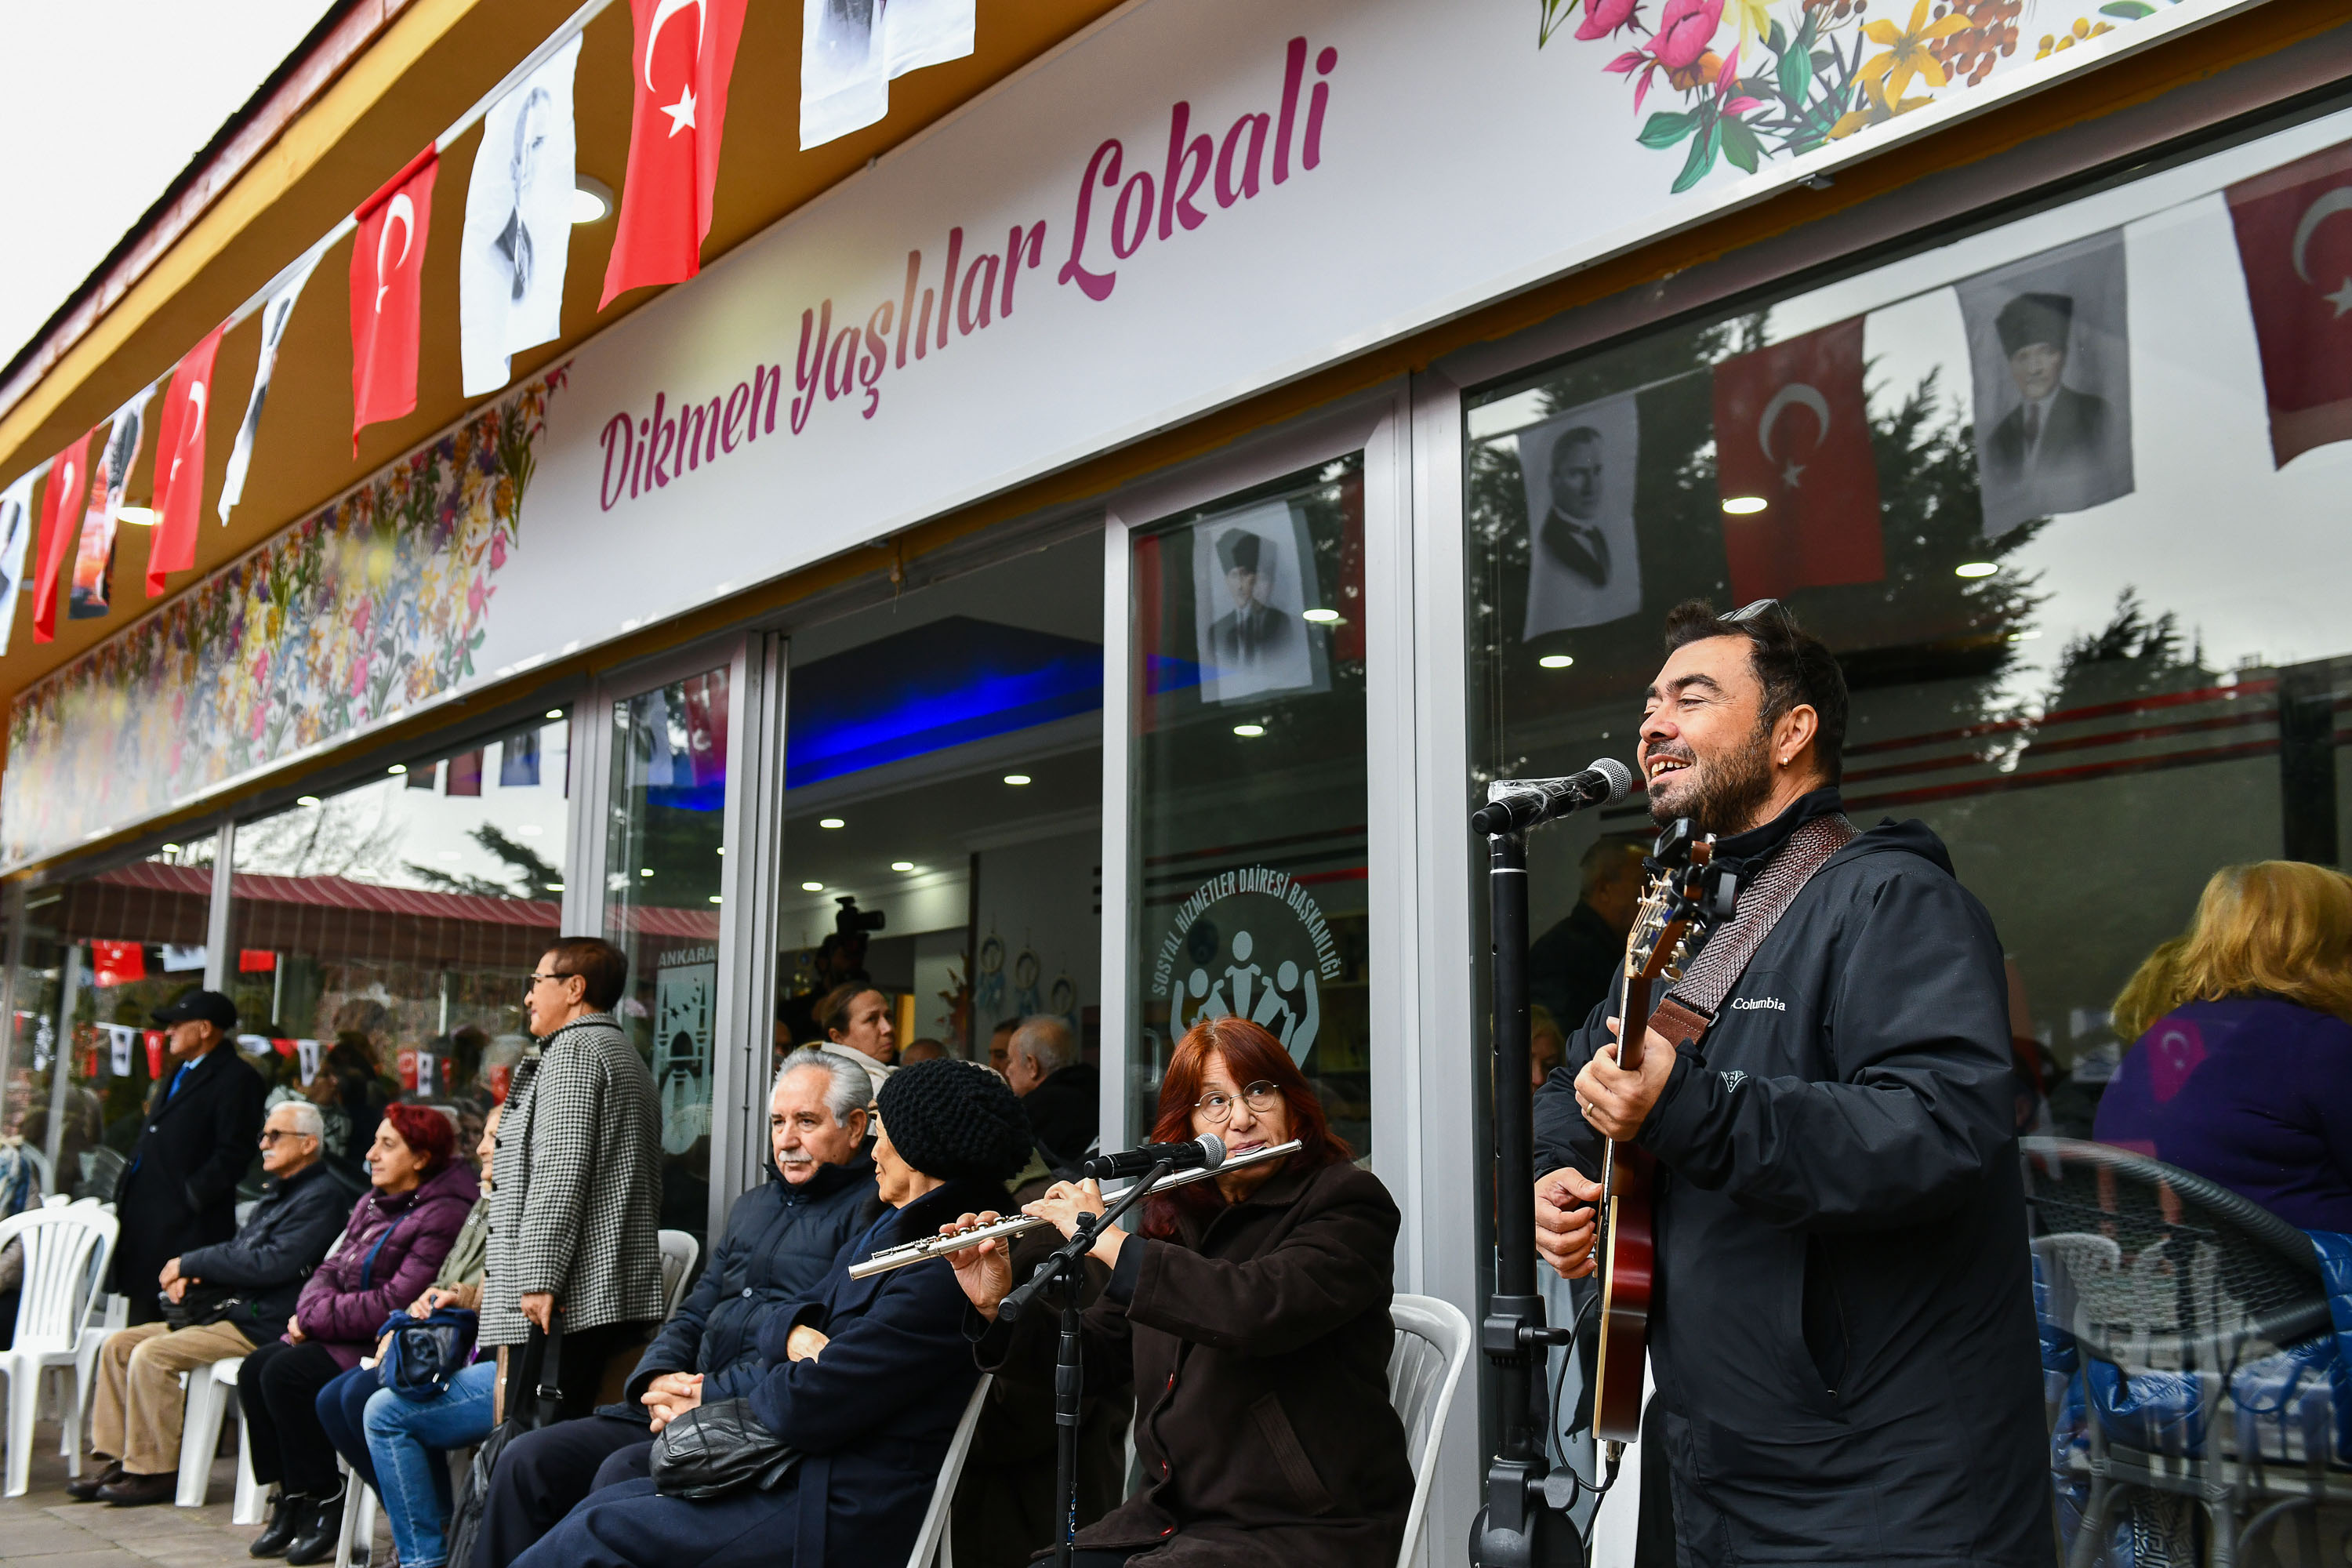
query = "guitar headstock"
xmin=1622 ymin=821 xmax=1718 ymax=988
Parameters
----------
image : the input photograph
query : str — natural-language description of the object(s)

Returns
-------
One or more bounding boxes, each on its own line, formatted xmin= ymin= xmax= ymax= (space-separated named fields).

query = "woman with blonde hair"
xmin=2096 ymin=859 xmax=2352 ymax=1228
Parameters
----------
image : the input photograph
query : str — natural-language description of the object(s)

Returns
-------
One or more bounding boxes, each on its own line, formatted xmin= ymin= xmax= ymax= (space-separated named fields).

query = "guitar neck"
xmin=1618 ymin=971 xmax=1653 ymax=1076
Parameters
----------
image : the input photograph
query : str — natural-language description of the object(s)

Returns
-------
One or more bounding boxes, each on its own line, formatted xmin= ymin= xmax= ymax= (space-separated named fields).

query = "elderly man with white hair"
xmin=470 ymin=1047 xmax=879 ymax=1565
xmin=1004 ymin=1015 xmax=1098 ymax=1173
xmin=71 ymin=1099 xmax=347 ymax=1507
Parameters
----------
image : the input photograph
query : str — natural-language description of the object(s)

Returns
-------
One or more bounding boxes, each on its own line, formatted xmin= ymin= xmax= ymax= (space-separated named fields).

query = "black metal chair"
xmin=2022 ymin=1138 xmax=2341 ymax=1568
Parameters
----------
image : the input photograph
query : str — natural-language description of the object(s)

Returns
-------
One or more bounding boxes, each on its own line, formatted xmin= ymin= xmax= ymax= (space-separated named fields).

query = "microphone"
xmin=1472 ymin=758 xmax=1635 ymax=836
xmin=1080 ymin=1134 xmax=1226 ymax=1182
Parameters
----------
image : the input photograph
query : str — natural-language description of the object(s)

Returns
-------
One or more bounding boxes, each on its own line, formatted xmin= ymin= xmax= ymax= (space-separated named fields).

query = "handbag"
xmin=648 ymin=1398 xmax=801 ymax=1499
xmin=159 ymin=1283 xmax=248 ymax=1331
xmin=444 ymin=1314 xmax=564 ymax=1568
xmin=377 ymin=1307 xmax=480 ymax=1401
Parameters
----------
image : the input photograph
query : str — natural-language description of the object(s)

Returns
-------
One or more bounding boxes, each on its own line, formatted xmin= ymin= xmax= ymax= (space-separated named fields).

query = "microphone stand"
xmin=997 ymin=1156 xmax=1176 ymax=1568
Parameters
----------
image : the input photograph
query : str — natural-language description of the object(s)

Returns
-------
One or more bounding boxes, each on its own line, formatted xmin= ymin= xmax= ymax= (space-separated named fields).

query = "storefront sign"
xmin=1154 ymin=865 xmax=1341 ymax=1065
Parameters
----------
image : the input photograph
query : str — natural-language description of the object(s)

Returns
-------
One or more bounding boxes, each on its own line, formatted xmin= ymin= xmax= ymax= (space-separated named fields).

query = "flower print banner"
xmin=0 ymin=372 xmax=561 ymax=869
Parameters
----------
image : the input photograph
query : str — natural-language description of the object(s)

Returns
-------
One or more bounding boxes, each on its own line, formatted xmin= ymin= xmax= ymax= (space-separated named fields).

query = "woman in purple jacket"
xmin=2097 ymin=860 xmax=2352 ymax=1232
xmin=241 ymin=1104 xmax=477 ymax=1564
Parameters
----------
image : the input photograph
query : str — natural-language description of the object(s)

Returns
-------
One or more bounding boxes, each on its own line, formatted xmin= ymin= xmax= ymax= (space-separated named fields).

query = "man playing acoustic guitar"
xmin=1532 ymin=598 xmax=2050 ymax=1566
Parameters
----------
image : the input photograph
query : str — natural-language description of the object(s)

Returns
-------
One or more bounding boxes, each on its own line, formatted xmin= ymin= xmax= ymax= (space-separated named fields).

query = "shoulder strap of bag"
xmin=358 ymin=1207 xmax=414 ymax=1291
xmin=527 ymin=1312 xmax=565 ymax=1427
xmin=1651 ymin=814 xmax=1857 ymax=1045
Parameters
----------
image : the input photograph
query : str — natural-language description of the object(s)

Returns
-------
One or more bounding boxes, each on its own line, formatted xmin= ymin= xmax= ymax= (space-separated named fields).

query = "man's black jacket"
xmin=175 ymin=1159 xmax=347 ymax=1337
xmin=1534 ymin=795 xmax=2051 ymax=1566
xmin=1021 ymin=1064 xmax=1099 ymax=1169
xmin=107 ymin=1046 xmax=267 ymax=1308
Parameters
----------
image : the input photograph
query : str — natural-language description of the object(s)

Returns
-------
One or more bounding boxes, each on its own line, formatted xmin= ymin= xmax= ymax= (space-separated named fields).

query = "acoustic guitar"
xmin=1590 ymin=821 xmax=1716 ymax=1444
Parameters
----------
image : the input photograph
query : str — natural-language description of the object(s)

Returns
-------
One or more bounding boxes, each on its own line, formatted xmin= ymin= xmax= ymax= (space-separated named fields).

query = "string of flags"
xmin=11 ymin=0 xmax=978 ymax=646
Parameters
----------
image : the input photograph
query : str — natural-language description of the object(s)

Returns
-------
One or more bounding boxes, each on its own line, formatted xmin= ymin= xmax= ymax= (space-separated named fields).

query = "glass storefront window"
xmin=5 ymin=837 xmax=220 ymax=1198
xmin=605 ymin=670 xmax=729 ymax=1240
xmin=1466 ymin=106 xmax=2352 ymax=1561
xmin=1128 ymin=456 xmax=1372 ymax=1158
xmin=230 ymin=720 xmax=568 ymax=1177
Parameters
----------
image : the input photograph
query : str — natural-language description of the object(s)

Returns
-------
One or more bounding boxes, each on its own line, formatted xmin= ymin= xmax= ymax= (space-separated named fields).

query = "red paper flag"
xmin=602 ymin=0 xmax=750 ymax=307
xmin=2227 ymin=140 xmax=2352 ymax=468
xmin=31 ymin=430 xmax=94 ymax=643
xmin=91 ymin=940 xmax=147 ymax=987
xmin=445 ymin=748 xmax=485 ymax=797
xmin=350 ymin=147 xmax=439 ymax=452
xmin=1711 ymin=318 xmax=1885 ymax=604
xmin=147 ymin=322 xmax=227 ymax=596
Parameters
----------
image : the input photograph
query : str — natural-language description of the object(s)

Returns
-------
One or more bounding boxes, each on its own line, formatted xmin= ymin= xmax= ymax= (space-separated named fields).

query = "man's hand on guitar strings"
xmin=1573 ymin=1017 xmax=1678 ymax=1142
xmin=1535 ymin=1166 xmax=1602 ymax=1279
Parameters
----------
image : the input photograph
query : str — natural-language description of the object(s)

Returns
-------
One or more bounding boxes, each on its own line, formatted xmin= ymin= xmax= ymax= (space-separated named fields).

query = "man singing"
xmin=1532 ymin=599 xmax=2049 ymax=1565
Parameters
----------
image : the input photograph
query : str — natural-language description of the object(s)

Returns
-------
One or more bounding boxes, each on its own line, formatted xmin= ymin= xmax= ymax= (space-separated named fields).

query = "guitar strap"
xmin=1648 ymin=814 xmax=1857 ymax=1051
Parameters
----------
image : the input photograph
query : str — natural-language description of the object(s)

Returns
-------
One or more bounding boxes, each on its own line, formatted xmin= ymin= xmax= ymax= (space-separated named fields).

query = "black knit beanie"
xmin=876 ymin=1058 xmax=1034 ymax=1184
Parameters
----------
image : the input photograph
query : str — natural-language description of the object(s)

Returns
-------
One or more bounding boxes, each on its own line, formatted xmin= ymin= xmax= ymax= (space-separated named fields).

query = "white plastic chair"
xmin=1387 ymin=1294 xmax=1473 ymax=1568
xmin=658 ymin=1229 xmax=700 ymax=1319
xmin=70 ymin=1290 xmax=129 ymax=1462
xmin=906 ymin=1374 xmax=992 ymax=1568
xmin=332 ymin=1455 xmax=380 ymax=1568
xmin=175 ymin=1354 xmax=249 ymax=1509
xmin=0 ymin=1201 xmax=117 ymax=1496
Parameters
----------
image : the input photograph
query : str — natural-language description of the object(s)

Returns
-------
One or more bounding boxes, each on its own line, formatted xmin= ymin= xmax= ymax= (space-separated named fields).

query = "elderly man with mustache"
xmin=470 ymin=1048 xmax=877 ymax=1566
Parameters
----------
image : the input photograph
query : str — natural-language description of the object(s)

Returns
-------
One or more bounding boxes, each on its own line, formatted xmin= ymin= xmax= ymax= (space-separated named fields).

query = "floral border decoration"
xmin=3 ymin=368 xmax=565 ymax=869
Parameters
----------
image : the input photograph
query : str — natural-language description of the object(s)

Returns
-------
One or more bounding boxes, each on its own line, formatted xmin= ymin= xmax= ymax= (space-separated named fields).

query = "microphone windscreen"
xmin=1196 ymin=1134 xmax=1227 ymax=1170
xmin=1588 ymin=757 xmax=1634 ymax=804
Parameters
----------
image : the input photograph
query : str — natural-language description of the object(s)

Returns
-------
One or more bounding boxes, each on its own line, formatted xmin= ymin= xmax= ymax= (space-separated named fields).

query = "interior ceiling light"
xmin=714 ymin=846 xmax=725 ymax=855
xmin=1232 ymin=724 xmax=1266 ymax=738
xmin=1955 ymin=561 xmax=1998 ymax=579
xmin=1301 ymin=608 xmax=1341 ymax=623
xmin=296 ymin=795 xmax=322 ymax=808
xmin=640 ymin=867 xmax=655 ymax=877
xmin=387 ymin=764 xmax=407 ymax=775
xmin=1721 ymin=496 xmax=1769 ymax=515
xmin=571 ymin=177 xmax=615 ymax=225
xmin=707 ymin=895 xmax=723 ymax=904
xmin=1003 ymin=774 xmax=1032 ymax=786
xmin=1538 ymin=655 xmax=1574 ymax=670
xmin=818 ymin=817 xmax=846 ymax=829
xmin=545 ymin=709 xmax=564 ymax=720
xmin=161 ymin=843 xmax=180 ymax=854
xmin=802 ymin=880 xmax=825 ymax=891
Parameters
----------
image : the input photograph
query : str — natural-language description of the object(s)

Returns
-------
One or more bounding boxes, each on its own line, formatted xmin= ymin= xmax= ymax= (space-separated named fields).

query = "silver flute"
xmin=847 ymin=1139 xmax=1305 ymax=1279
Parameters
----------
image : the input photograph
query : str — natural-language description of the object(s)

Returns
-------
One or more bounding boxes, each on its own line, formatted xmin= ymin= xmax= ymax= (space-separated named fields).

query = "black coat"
xmin=622 ymin=1153 xmax=876 ymax=1409
xmin=978 ymin=1159 xmax=1413 ymax=1568
xmin=1534 ymin=798 xmax=2051 ymax=1566
xmin=1527 ymin=899 xmax=1623 ymax=1032
xmin=1020 ymin=1064 xmax=1099 ymax=1169
xmin=174 ymin=1160 xmax=347 ymax=1338
xmin=108 ymin=1045 xmax=267 ymax=1306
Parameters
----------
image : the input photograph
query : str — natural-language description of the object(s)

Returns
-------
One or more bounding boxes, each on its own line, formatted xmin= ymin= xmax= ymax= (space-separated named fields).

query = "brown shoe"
xmin=65 ymin=1460 xmax=123 ymax=1501
xmin=97 ymin=1469 xmax=178 ymax=1507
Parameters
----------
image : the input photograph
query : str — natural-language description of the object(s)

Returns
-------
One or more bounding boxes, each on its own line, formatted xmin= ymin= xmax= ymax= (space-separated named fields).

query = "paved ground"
xmin=0 ymin=1417 xmax=262 ymax=1568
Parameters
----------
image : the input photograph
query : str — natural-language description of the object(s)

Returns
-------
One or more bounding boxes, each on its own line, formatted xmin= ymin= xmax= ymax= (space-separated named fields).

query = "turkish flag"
xmin=350 ymin=146 xmax=438 ymax=452
xmin=1711 ymin=318 xmax=1885 ymax=604
xmin=602 ymin=0 xmax=750 ymax=307
xmin=31 ymin=430 xmax=94 ymax=643
xmin=146 ymin=321 xmax=226 ymax=597
xmin=2227 ymin=140 xmax=2352 ymax=468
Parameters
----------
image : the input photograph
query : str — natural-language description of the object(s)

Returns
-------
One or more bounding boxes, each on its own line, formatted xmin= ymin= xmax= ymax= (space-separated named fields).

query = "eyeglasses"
xmin=1722 ymin=597 xmax=1790 ymax=628
xmin=525 ymin=971 xmax=574 ymax=992
xmin=1193 ymin=1082 xmax=1282 ymax=1125
xmin=257 ymin=1129 xmax=309 ymax=1145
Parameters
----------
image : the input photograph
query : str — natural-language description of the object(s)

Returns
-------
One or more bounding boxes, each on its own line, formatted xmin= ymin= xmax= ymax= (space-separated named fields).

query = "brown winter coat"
xmin=975 ymin=1159 xmax=1412 ymax=1568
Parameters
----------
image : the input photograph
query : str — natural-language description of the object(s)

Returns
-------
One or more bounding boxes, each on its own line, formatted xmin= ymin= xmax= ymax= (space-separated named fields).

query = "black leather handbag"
xmin=444 ymin=1316 xmax=565 ymax=1568
xmin=648 ymin=1398 xmax=801 ymax=1499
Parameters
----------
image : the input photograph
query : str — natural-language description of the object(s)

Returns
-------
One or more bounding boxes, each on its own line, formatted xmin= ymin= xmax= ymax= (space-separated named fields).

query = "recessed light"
xmin=818 ymin=818 xmax=846 ymax=829
xmin=1003 ymin=774 xmax=1031 ymax=786
xmin=1955 ymin=561 xmax=1998 ymax=579
xmin=115 ymin=506 xmax=156 ymax=526
xmin=571 ymin=177 xmax=615 ymax=225
xmin=707 ymin=895 xmax=723 ymax=905
xmin=1301 ymin=608 xmax=1341 ymax=624
xmin=1722 ymin=496 xmax=1769 ymax=516
xmin=714 ymin=846 xmax=725 ymax=855
xmin=387 ymin=764 xmax=407 ymax=775
xmin=640 ymin=868 xmax=655 ymax=877
xmin=545 ymin=882 xmax=564 ymax=891
xmin=802 ymin=880 xmax=825 ymax=891
xmin=545 ymin=709 xmax=564 ymax=720
xmin=161 ymin=843 xmax=180 ymax=854
xmin=891 ymin=861 xmax=914 ymax=872
xmin=1232 ymin=724 xmax=1266 ymax=738
xmin=1538 ymin=655 xmax=1574 ymax=670
xmin=296 ymin=796 xmax=322 ymax=808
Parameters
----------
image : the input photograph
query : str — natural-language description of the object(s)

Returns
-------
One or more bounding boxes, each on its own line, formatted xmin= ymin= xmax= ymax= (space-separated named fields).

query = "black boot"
xmin=282 ymin=1487 xmax=346 ymax=1567
xmin=249 ymin=1490 xmax=308 ymax=1559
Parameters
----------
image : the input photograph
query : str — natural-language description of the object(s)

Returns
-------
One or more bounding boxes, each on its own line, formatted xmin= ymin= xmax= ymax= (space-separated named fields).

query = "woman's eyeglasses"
xmin=1192 ymin=1082 xmax=1281 ymax=1125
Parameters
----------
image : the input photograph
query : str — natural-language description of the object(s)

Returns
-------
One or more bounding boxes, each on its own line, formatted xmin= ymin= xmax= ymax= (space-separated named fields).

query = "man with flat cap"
xmin=1207 ymin=528 xmax=1295 ymax=670
xmin=1986 ymin=290 xmax=2113 ymax=484
xmin=110 ymin=990 xmax=268 ymax=1325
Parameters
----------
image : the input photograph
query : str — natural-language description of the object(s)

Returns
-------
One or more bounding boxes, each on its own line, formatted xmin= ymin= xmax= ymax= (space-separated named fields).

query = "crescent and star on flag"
xmin=648 ymin=0 xmax=706 ymax=136
xmin=1758 ymin=383 xmax=1833 ymax=490
xmin=168 ymin=382 xmax=206 ymax=490
xmin=2289 ymin=184 xmax=2352 ymax=318
xmin=376 ymin=194 xmax=416 ymax=312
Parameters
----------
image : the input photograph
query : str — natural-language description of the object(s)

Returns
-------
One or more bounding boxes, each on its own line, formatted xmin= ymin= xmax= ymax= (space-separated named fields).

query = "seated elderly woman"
xmin=949 ymin=1015 xmax=1413 ymax=1568
xmin=240 ymin=1104 xmax=477 ymax=1565
xmin=510 ymin=1058 xmax=1033 ymax=1568
xmin=2098 ymin=859 xmax=2352 ymax=1229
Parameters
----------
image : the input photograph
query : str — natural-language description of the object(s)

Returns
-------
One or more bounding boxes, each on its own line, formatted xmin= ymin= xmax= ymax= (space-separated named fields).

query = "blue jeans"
xmin=362 ymin=1362 xmax=496 ymax=1568
xmin=315 ymin=1364 xmax=382 ymax=1494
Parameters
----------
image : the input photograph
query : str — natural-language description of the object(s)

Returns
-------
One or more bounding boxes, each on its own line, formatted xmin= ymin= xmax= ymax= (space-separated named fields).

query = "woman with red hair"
xmin=949 ymin=1017 xmax=1413 ymax=1568
xmin=238 ymin=1104 xmax=477 ymax=1563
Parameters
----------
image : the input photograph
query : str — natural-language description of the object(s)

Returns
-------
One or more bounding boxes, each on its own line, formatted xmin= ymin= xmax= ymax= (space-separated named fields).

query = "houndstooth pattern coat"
xmin=480 ymin=1011 xmax=666 ymax=1345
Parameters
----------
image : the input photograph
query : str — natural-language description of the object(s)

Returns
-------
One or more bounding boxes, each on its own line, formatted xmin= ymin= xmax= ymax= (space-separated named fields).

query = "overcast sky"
xmin=0 ymin=1 xmax=337 ymax=371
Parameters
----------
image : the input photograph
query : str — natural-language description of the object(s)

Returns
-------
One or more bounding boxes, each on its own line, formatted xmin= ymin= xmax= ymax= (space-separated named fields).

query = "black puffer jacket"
xmin=622 ymin=1152 xmax=877 ymax=1407
xmin=1534 ymin=793 xmax=2051 ymax=1567
xmin=174 ymin=1160 xmax=347 ymax=1338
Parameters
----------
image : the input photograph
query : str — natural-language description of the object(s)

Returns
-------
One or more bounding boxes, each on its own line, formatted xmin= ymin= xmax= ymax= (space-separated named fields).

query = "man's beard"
xmin=1650 ymin=724 xmax=1777 ymax=836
